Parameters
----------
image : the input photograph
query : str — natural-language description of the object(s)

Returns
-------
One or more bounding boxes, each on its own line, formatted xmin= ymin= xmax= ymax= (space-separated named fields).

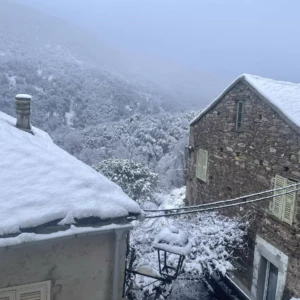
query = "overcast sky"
xmin=24 ymin=0 xmax=300 ymax=83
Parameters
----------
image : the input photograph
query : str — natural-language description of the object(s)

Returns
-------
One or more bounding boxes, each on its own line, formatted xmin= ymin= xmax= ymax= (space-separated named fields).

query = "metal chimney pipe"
xmin=15 ymin=94 xmax=33 ymax=134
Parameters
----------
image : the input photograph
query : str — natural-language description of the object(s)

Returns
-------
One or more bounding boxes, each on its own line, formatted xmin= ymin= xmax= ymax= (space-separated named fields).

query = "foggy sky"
xmin=23 ymin=0 xmax=300 ymax=83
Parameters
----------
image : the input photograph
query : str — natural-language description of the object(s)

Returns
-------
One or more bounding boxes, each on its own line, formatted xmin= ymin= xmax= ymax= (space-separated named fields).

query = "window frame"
xmin=0 ymin=281 xmax=50 ymax=300
xmin=251 ymin=236 xmax=288 ymax=300
xmin=261 ymin=258 xmax=278 ymax=300
xmin=236 ymin=100 xmax=245 ymax=131
xmin=270 ymin=175 xmax=296 ymax=225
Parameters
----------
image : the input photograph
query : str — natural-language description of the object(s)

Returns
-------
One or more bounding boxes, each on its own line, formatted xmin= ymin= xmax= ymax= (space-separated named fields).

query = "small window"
xmin=236 ymin=101 xmax=245 ymax=130
xmin=0 ymin=281 xmax=50 ymax=300
xmin=196 ymin=149 xmax=208 ymax=182
xmin=270 ymin=175 xmax=296 ymax=225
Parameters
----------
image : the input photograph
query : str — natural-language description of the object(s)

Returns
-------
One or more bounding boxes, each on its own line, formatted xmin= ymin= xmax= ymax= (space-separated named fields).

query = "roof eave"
xmin=0 ymin=223 xmax=134 ymax=251
xmin=190 ymin=75 xmax=300 ymax=134
xmin=242 ymin=79 xmax=300 ymax=134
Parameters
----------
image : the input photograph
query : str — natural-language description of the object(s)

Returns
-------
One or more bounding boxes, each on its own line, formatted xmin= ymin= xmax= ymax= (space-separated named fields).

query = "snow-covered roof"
xmin=190 ymin=74 xmax=300 ymax=128
xmin=0 ymin=111 xmax=141 ymax=236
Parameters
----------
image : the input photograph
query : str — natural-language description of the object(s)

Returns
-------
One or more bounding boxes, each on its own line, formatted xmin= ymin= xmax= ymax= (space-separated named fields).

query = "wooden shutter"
xmin=17 ymin=290 xmax=43 ymax=300
xmin=16 ymin=282 xmax=49 ymax=300
xmin=0 ymin=282 xmax=49 ymax=300
xmin=196 ymin=149 xmax=200 ymax=178
xmin=0 ymin=291 xmax=15 ymax=300
xmin=273 ymin=175 xmax=286 ymax=219
xmin=202 ymin=150 xmax=208 ymax=182
xmin=196 ymin=149 xmax=208 ymax=182
xmin=196 ymin=149 xmax=203 ymax=179
xmin=282 ymin=179 xmax=296 ymax=225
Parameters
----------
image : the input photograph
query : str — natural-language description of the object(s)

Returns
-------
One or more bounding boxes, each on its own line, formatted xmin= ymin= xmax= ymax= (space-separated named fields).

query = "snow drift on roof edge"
xmin=0 ymin=111 xmax=141 ymax=236
xmin=190 ymin=73 xmax=300 ymax=128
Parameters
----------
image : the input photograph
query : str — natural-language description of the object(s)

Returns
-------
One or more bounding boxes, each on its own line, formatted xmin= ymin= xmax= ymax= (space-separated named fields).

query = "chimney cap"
xmin=15 ymin=94 xmax=32 ymax=100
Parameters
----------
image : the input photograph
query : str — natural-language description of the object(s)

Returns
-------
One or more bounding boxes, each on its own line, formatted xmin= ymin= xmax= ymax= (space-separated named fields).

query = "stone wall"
xmin=0 ymin=231 xmax=127 ymax=300
xmin=187 ymin=81 xmax=300 ymax=299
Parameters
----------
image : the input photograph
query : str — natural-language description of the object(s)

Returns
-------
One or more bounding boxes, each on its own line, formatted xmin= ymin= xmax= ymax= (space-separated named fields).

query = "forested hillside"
xmin=56 ymin=111 xmax=198 ymax=190
xmin=0 ymin=59 xmax=178 ymax=130
xmin=0 ymin=57 xmax=198 ymax=189
xmin=0 ymin=0 xmax=200 ymax=191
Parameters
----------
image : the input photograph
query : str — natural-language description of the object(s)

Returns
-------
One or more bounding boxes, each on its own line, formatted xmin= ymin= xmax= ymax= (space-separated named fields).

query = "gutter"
xmin=0 ymin=223 xmax=133 ymax=251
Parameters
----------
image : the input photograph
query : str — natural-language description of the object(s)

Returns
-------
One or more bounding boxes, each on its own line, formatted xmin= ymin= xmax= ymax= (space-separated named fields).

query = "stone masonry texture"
xmin=187 ymin=81 xmax=300 ymax=299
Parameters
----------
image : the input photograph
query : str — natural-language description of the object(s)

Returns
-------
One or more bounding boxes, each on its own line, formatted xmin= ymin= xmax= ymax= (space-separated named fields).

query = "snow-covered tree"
xmin=93 ymin=159 xmax=158 ymax=202
xmin=127 ymin=187 xmax=248 ymax=299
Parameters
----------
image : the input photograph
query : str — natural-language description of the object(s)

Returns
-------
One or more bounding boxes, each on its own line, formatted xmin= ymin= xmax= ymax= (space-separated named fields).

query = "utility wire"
xmin=145 ymin=187 xmax=300 ymax=219
xmin=144 ymin=183 xmax=300 ymax=212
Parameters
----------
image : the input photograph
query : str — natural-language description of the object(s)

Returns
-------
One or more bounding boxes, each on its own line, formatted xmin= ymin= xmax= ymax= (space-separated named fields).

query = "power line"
xmin=144 ymin=183 xmax=300 ymax=212
xmin=145 ymin=187 xmax=300 ymax=219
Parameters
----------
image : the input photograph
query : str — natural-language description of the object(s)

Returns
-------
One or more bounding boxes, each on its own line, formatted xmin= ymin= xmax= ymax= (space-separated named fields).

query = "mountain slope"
xmin=0 ymin=1 xmax=189 ymax=129
xmin=0 ymin=0 xmax=123 ymax=70
xmin=0 ymin=0 xmax=200 ymax=191
xmin=5 ymin=0 xmax=229 ymax=109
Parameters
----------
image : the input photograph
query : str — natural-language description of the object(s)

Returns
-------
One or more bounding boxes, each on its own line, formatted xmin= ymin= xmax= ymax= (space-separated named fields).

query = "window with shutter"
xmin=272 ymin=175 xmax=285 ymax=219
xmin=17 ymin=289 xmax=44 ymax=300
xmin=282 ymin=179 xmax=296 ymax=225
xmin=196 ymin=149 xmax=202 ymax=179
xmin=272 ymin=175 xmax=296 ymax=225
xmin=196 ymin=148 xmax=208 ymax=182
xmin=0 ymin=291 xmax=15 ymax=300
xmin=203 ymin=150 xmax=208 ymax=182
xmin=0 ymin=282 xmax=49 ymax=300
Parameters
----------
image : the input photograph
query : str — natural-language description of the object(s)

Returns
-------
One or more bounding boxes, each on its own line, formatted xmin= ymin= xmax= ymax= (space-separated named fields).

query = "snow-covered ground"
xmin=129 ymin=187 xmax=247 ymax=298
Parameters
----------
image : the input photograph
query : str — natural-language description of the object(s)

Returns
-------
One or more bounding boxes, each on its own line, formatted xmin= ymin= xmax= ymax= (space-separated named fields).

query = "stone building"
xmin=0 ymin=95 xmax=142 ymax=300
xmin=186 ymin=74 xmax=300 ymax=300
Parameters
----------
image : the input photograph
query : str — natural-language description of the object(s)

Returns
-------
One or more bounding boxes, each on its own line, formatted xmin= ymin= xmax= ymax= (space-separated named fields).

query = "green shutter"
xmin=202 ymin=150 xmax=208 ymax=182
xmin=282 ymin=179 xmax=296 ymax=225
xmin=200 ymin=149 xmax=204 ymax=180
xmin=273 ymin=175 xmax=285 ymax=219
xmin=198 ymin=149 xmax=204 ymax=180
xmin=196 ymin=149 xmax=199 ymax=178
xmin=196 ymin=149 xmax=201 ymax=179
xmin=196 ymin=149 xmax=208 ymax=182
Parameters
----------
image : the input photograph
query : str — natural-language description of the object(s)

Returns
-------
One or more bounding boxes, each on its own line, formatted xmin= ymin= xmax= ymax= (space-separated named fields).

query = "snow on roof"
xmin=0 ymin=111 xmax=141 ymax=236
xmin=15 ymin=94 xmax=32 ymax=99
xmin=153 ymin=225 xmax=191 ymax=256
xmin=190 ymin=74 xmax=300 ymax=127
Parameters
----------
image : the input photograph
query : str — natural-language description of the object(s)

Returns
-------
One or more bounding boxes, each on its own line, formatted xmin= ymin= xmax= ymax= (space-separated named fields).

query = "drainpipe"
xmin=113 ymin=227 xmax=130 ymax=300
